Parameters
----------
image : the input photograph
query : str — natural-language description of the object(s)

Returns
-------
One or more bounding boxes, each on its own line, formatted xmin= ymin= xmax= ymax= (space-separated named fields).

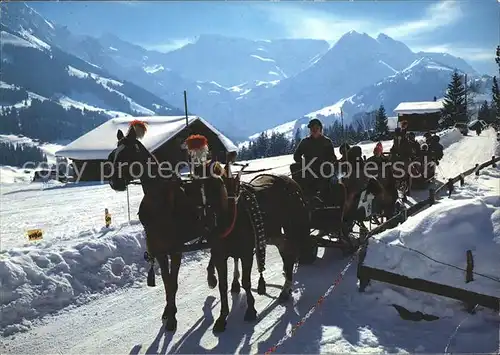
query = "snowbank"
xmin=0 ymin=224 xmax=140 ymax=335
xmin=1 ymin=223 xmax=136 ymax=335
xmin=435 ymin=128 xmax=463 ymax=149
xmin=0 ymin=218 xmax=208 ymax=336
xmin=364 ymin=196 xmax=500 ymax=298
xmin=0 ymin=166 xmax=33 ymax=184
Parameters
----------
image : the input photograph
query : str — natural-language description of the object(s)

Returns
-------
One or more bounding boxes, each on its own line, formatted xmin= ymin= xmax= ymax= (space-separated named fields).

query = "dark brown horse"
xmin=108 ymin=127 xmax=308 ymax=333
xmin=206 ymin=173 xmax=311 ymax=301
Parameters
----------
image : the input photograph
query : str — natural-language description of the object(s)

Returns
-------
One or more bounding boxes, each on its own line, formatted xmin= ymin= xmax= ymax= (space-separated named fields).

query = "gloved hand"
xmin=144 ymin=251 xmax=154 ymax=263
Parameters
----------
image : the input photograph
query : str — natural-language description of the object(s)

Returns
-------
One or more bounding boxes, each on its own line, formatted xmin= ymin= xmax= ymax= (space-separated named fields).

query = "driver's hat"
xmin=307 ymin=118 xmax=323 ymax=129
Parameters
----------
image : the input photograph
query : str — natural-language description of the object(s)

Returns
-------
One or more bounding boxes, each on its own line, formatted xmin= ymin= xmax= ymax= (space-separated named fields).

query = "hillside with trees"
xmin=0 ymin=141 xmax=47 ymax=167
xmin=238 ymin=121 xmax=369 ymax=160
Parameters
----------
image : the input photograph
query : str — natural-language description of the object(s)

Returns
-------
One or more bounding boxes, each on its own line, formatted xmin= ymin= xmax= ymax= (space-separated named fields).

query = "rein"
xmin=220 ymin=194 xmax=239 ymax=239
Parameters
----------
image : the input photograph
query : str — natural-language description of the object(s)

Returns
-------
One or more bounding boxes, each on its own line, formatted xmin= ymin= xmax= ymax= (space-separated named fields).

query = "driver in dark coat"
xmin=292 ymin=118 xmax=337 ymax=197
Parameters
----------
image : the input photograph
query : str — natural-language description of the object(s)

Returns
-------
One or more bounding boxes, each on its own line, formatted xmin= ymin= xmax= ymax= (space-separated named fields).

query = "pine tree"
xmin=374 ymin=104 xmax=389 ymax=138
xmin=496 ymin=45 xmax=500 ymax=74
xmin=491 ymin=76 xmax=500 ymax=125
xmin=441 ymin=70 xmax=467 ymax=126
xmin=491 ymin=46 xmax=500 ymax=126
xmin=292 ymin=128 xmax=301 ymax=151
xmin=477 ymin=101 xmax=492 ymax=123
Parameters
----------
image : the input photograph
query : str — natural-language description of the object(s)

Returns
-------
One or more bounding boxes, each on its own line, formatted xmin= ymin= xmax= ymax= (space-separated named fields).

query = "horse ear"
xmin=117 ymin=129 xmax=124 ymax=140
xmin=128 ymin=126 xmax=137 ymax=140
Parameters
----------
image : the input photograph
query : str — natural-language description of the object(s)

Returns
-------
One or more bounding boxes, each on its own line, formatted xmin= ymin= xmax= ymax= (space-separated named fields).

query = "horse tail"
xmin=240 ymin=183 xmax=267 ymax=295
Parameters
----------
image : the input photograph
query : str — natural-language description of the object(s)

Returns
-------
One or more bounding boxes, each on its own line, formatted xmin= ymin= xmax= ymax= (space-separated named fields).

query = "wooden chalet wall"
xmin=153 ymin=119 xmax=229 ymax=166
xmin=398 ymin=112 xmax=441 ymax=132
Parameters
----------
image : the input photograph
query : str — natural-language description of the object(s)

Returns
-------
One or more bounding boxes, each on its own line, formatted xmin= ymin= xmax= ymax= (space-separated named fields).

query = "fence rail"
xmin=357 ymin=154 xmax=500 ymax=311
xmin=435 ymin=155 xmax=499 ymax=196
xmin=361 ymin=155 xmax=499 ymax=241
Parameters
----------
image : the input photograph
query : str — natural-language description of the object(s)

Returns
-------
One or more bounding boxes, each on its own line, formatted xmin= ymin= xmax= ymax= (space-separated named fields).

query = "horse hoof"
xmin=244 ymin=308 xmax=257 ymax=322
xmin=213 ymin=318 xmax=226 ymax=333
xmin=165 ymin=318 xmax=177 ymax=332
xmin=231 ymin=282 xmax=241 ymax=294
xmin=207 ymin=275 xmax=217 ymax=289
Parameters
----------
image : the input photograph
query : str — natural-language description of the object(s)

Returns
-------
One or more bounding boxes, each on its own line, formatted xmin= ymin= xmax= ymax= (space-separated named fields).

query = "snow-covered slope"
xmin=205 ymin=31 xmax=488 ymax=137
xmin=1 ymin=129 xmax=498 ymax=353
xmin=0 ymin=3 xmax=183 ymax=143
xmin=267 ymin=59 xmax=490 ymax=137
xmin=157 ymin=35 xmax=329 ymax=87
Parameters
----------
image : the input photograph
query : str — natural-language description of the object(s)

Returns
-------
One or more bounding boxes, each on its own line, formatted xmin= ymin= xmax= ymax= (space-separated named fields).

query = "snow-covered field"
xmin=1 ymin=128 xmax=499 ymax=353
xmin=0 ymin=134 xmax=66 ymax=184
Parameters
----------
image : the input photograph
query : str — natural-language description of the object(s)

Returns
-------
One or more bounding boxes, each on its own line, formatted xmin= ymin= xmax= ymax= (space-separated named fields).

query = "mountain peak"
xmin=376 ymin=33 xmax=394 ymax=41
xmin=341 ymin=30 xmax=370 ymax=38
xmin=332 ymin=30 xmax=378 ymax=52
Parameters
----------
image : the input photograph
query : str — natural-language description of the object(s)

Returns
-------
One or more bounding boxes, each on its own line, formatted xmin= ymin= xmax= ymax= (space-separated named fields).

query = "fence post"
xmin=474 ymin=163 xmax=480 ymax=176
xmin=428 ymin=188 xmax=435 ymax=205
xmin=492 ymin=156 xmax=497 ymax=168
xmin=459 ymin=174 xmax=465 ymax=187
xmin=126 ymin=185 xmax=131 ymax=222
xmin=465 ymin=250 xmax=474 ymax=283
xmin=447 ymin=178 xmax=454 ymax=197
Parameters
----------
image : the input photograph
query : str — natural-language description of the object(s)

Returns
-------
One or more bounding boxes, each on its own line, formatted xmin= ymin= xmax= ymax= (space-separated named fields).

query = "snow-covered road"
xmin=3 ymin=245 xmax=498 ymax=354
xmin=1 ymin=128 xmax=499 ymax=353
xmin=435 ymin=128 xmax=498 ymax=189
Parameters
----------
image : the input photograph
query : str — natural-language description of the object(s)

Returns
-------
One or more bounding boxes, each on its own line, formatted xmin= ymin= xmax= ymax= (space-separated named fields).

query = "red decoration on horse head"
xmin=128 ymin=120 xmax=148 ymax=139
xmin=185 ymin=134 xmax=209 ymax=151
xmin=374 ymin=141 xmax=383 ymax=155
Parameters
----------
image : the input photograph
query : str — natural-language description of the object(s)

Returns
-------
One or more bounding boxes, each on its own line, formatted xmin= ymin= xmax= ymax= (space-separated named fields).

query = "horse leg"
xmin=241 ymin=252 xmax=257 ymax=321
xmin=157 ymin=255 xmax=171 ymax=326
xmin=207 ymin=252 xmax=217 ymax=289
xmin=277 ymin=240 xmax=294 ymax=303
xmin=213 ymin=255 xmax=229 ymax=332
xmin=230 ymin=257 xmax=241 ymax=294
xmin=165 ymin=252 xmax=181 ymax=332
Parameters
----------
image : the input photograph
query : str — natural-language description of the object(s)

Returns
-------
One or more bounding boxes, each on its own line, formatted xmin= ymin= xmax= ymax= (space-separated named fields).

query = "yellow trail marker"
xmin=27 ymin=229 xmax=43 ymax=241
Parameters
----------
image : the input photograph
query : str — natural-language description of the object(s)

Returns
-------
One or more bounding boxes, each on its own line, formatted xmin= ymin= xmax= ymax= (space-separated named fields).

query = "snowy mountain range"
xmin=0 ymin=2 xmax=493 ymax=144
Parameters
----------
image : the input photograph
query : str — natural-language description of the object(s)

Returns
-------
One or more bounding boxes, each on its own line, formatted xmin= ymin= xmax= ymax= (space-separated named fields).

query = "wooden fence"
xmin=357 ymin=155 xmax=500 ymax=312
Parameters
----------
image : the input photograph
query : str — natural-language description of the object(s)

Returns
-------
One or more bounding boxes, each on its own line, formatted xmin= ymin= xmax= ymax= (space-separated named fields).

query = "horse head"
xmin=108 ymin=124 xmax=157 ymax=192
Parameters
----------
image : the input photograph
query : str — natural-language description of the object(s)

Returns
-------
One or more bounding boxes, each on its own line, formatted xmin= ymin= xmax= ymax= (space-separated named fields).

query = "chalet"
xmin=393 ymin=99 xmax=444 ymax=132
xmin=55 ymin=115 xmax=238 ymax=181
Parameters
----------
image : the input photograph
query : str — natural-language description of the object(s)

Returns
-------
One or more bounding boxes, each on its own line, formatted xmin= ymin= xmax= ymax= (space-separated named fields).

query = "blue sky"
xmin=31 ymin=0 xmax=499 ymax=75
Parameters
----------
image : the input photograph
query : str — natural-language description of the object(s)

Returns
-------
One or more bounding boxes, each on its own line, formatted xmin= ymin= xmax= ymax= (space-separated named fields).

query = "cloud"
xmin=416 ymin=44 xmax=494 ymax=62
xmin=143 ymin=38 xmax=194 ymax=53
xmin=262 ymin=1 xmax=463 ymax=43
xmin=260 ymin=5 xmax=379 ymax=42
xmin=381 ymin=1 xmax=463 ymax=40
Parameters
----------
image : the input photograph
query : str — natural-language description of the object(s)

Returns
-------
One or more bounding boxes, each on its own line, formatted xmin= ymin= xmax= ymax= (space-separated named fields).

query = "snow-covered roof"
xmin=394 ymin=100 xmax=444 ymax=115
xmin=55 ymin=115 xmax=237 ymax=160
